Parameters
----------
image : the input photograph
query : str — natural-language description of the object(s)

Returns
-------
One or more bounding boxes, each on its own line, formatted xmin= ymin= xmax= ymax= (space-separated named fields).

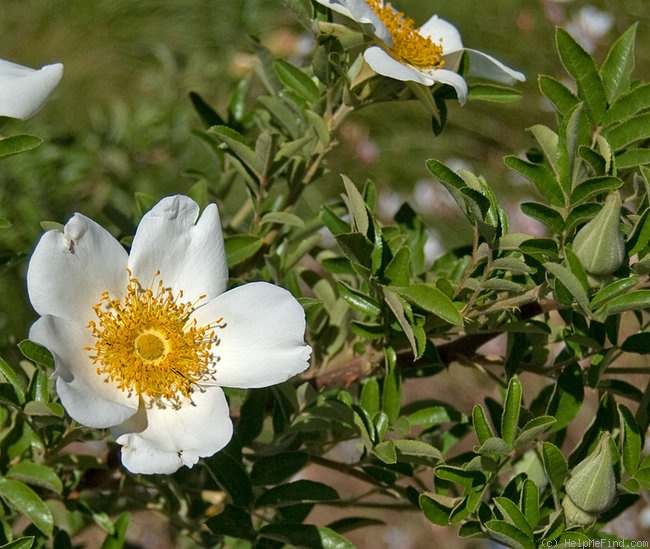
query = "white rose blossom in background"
xmin=0 ymin=58 xmax=63 ymax=120
xmin=316 ymin=0 xmax=525 ymax=104
xmin=27 ymin=195 xmax=311 ymax=474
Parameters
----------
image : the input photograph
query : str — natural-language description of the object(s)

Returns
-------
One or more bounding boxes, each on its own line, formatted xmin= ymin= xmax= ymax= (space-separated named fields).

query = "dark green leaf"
xmin=224 ymin=234 xmax=263 ymax=267
xmin=255 ymin=480 xmax=339 ymax=508
xmin=0 ymin=356 xmax=26 ymax=405
xmin=0 ymin=538 xmax=35 ymax=549
xmin=468 ymin=83 xmax=522 ymax=102
xmin=547 ymin=363 xmax=584 ymax=431
xmin=616 ymin=148 xmax=650 ymax=169
xmin=100 ymin=513 xmax=130 ymax=549
xmin=505 ymin=157 xmax=564 ymax=206
xmin=205 ymin=450 xmax=252 ymax=507
xmin=501 ymin=377 xmax=522 ymax=446
xmin=381 ymin=347 xmax=401 ymax=424
xmin=595 ymin=290 xmax=650 ymax=319
xmin=360 ymin=378 xmax=380 ymax=417
xmin=542 ymin=442 xmax=569 ymax=492
xmin=6 ymin=462 xmax=62 ymax=494
xmin=0 ymin=478 xmax=53 ymax=536
xmin=543 ymin=262 xmax=590 ymax=314
xmin=259 ymin=524 xmax=354 ymax=549
xmin=250 ymin=452 xmax=310 ymax=485
xmin=604 ymin=113 xmax=650 ymax=151
xmin=494 ymin=497 xmax=533 ymax=537
xmin=520 ymin=203 xmax=564 ymax=233
xmin=621 ymin=332 xmax=650 ymax=355
xmin=189 ymin=91 xmax=226 ymax=127
xmin=514 ymin=416 xmax=556 ymax=450
xmin=570 ymin=176 xmax=623 ymax=206
xmin=209 ymin=125 xmax=263 ymax=178
xmin=395 ymin=284 xmax=463 ymax=326
xmin=557 ymin=27 xmax=607 ymax=123
xmin=419 ymin=493 xmax=452 ymax=525
xmin=520 ymin=479 xmax=539 ymax=529
xmin=472 ymin=405 xmax=494 ymax=446
xmin=338 ymin=282 xmax=381 ymax=317
xmin=602 ymin=82 xmax=650 ymax=127
xmin=600 ymin=24 xmax=637 ymax=103
xmin=205 ymin=504 xmax=255 ymax=541
xmin=619 ymin=404 xmax=641 ymax=475
xmin=485 ymin=519 xmax=535 ymax=549
xmin=18 ymin=340 xmax=54 ymax=369
xmin=274 ymin=59 xmax=320 ymax=102
xmin=435 ymin=466 xmax=486 ymax=490
xmin=591 ymin=276 xmax=639 ymax=310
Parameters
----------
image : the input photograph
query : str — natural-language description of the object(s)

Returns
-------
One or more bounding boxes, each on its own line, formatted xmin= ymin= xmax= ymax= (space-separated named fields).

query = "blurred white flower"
xmin=316 ymin=0 xmax=524 ymax=104
xmin=566 ymin=5 xmax=614 ymax=53
xmin=27 ymin=195 xmax=311 ymax=474
xmin=0 ymin=59 xmax=63 ymax=120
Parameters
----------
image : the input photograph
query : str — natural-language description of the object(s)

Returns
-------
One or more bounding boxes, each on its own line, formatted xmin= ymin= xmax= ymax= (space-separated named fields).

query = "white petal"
xmin=314 ymin=0 xmax=393 ymax=45
xmin=418 ymin=16 xmax=463 ymax=55
xmin=424 ymin=68 xmax=469 ymax=105
xmin=363 ymin=47 xmax=435 ymax=86
xmin=113 ymin=386 xmax=233 ymax=474
xmin=128 ymin=196 xmax=228 ymax=303
xmin=0 ymin=60 xmax=63 ymax=120
xmin=27 ymin=213 xmax=129 ymax=323
xmin=29 ymin=316 xmax=138 ymax=428
xmin=191 ymin=282 xmax=311 ymax=389
xmin=465 ymin=48 xmax=526 ymax=84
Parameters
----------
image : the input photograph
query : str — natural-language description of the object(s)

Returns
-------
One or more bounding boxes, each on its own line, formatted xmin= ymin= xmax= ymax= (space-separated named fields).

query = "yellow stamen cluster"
xmin=367 ymin=0 xmax=444 ymax=69
xmin=86 ymin=270 xmax=222 ymax=409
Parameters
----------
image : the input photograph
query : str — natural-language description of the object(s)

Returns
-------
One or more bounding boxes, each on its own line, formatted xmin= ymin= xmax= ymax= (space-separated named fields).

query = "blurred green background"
xmin=1 ymin=0 xmax=648 ymax=355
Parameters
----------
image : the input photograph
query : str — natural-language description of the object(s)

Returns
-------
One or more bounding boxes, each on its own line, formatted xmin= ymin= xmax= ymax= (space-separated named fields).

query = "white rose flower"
xmin=27 ymin=195 xmax=311 ymax=474
xmin=316 ymin=0 xmax=525 ymax=104
xmin=0 ymin=59 xmax=63 ymax=120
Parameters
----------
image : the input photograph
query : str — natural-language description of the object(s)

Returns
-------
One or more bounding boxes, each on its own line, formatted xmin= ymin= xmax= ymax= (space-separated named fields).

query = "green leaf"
xmin=595 ymin=290 xmax=650 ymax=318
xmin=419 ymin=493 xmax=452 ymax=526
xmin=616 ymin=148 xmax=650 ymax=169
xmin=505 ymin=157 xmax=564 ymax=206
xmin=381 ymin=347 xmax=402 ymax=424
xmin=600 ymin=24 xmax=637 ymax=103
xmin=18 ymin=340 xmax=54 ymax=369
xmin=520 ymin=203 xmax=564 ymax=233
xmin=250 ymin=452 xmax=310 ymax=485
xmin=395 ymin=284 xmax=463 ymax=326
xmin=259 ymin=524 xmax=354 ymax=549
xmin=468 ymin=83 xmax=522 ymax=102
xmin=189 ymin=91 xmax=226 ymax=127
xmin=619 ymin=404 xmax=641 ymax=475
xmin=529 ymin=124 xmax=559 ymax=177
xmin=477 ymin=436 xmax=511 ymax=456
xmin=205 ymin=505 xmax=255 ymax=541
xmin=0 ymin=356 xmax=26 ymax=405
xmin=542 ymin=442 xmax=569 ymax=492
xmin=547 ymin=363 xmax=584 ymax=431
xmin=520 ymin=479 xmax=540 ymax=529
xmin=260 ymin=211 xmax=305 ymax=229
xmin=224 ymin=234 xmax=263 ymax=267
xmin=602 ymin=82 xmax=650 ymax=127
xmin=205 ymin=450 xmax=252 ymax=507
xmin=494 ymin=497 xmax=533 ymax=537
xmin=337 ymin=282 xmax=381 ymax=317
xmin=558 ymin=102 xmax=589 ymax=193
xmin=538 ymin=75 xmax=579 ymax=115
xmin=501 ymin=377 xmax=522 ymax=446
xmin=0 ymin=538 xmax=35 ymax=549
xmin=621 ymin=332 xmax=650 ymax=355
xmin=383 ymin=289 xmax=418 ymax=357
xmin=484 ymin=519 xmax=535 ymax=549
xmin=383 ymin=246 xmax=411 ymax=286
xmin=0 ymin=478 xmax=53 ymax=536
xmin=209 ymin=125 xmax=263 ymax=179
xmin=360 ymin=378 xmax=381 ymax=417
xmin=6 ymin=462 xmax=63 ymax=494
xmin=543 ymin=262 xmax=590 ymax=314
xmin=472 ymin=405 xmax=494 ymax=446
xmin=556 ymin=27 xmax=607 ymax=123
xmin=591 ymin=276 xmax=639 ymax=310
xmin=435 ymin=466 xmax=486 ymax=490
xmin=390 ymin=439 xmax=444 ymax=463
xmin=570 ymin=176 xmax=623 ymax=207
xmin=274 ymin=58 xmax=320 ymax=102
xmin=255 ymin=480 xmax=339 ymax=508
xmin=100 ymin=513 xmax=130 ymax=549
xmin=604 ymin=113 xmax=650 ymax=151
xmin=341 ymin=175 xmax=369 ymax=236
xmin=335 ymin=232 xmax=374 ymax=272
xmin=514 ymin=416 xmax=556 ymax=450
xmin=0 ymin=134 xmax=42 ymax=158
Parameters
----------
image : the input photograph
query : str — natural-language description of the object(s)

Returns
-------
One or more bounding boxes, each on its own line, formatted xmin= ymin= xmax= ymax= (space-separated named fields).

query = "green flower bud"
xmin=572 ymin=192 xmax=625 ymax=276
xmin=562 ymin=432 xmax=616 ymax=528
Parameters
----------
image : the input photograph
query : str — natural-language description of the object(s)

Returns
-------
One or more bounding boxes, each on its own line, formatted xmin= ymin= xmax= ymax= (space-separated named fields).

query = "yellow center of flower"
xmin=85 ymin=270 xmax=223 ymax=409
xmin=367 ymin=0 xmax=444 ymax=69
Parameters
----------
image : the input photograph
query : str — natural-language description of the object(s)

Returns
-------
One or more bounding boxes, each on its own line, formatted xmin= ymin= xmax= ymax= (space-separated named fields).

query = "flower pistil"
xmin=86 ymin=270 xmax=222 ymax=409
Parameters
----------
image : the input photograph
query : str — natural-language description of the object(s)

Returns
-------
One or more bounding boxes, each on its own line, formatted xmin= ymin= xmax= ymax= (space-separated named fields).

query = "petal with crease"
xmin=113 ymin=386 xmax=233 ymax=475
xmin=364 ymin=47 xmax=435 ymax=85
xmin=29 ymin=316 xmax=138 ymax=428
xmin=128 ymin=195 xmax=228 ymax=303
xmin=191 ymin=282 xmax=311 ymax=389
xmin=27 ymin=213 xmax=129 ymax=323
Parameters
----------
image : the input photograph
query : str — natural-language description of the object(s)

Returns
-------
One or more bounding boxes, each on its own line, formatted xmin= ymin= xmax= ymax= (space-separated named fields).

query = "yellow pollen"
xmin=367 ymin=0 xmax=444 ymax=70
xmin=85 ymin=269 xmax=224 ymax=409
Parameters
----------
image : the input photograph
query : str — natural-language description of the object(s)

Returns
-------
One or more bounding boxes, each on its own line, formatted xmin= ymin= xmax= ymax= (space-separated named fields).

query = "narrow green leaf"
xmin=381 ymin=347 xmax=402 ymax=424
xmin=0 ymin=538 xmax=35 ymax=549
xmin=0 ymin=356 xmax=26 ymax=405
xmin=547 ymin=363 xmax=584 ymax=431
xmin=529 ymin=124 xmax=560 ymax=177
xmin=542 ymin=442 xmax=569 ymax=492
xmin=435 ymin=466 xmax=486 ymax=490
xmin=619 ymin=404 xmax=641 ymax=475
xmin=260 ymin=523 xmax=354 ymax=549
xmin=616 ymin=148 xmax=650 ymax=169
xmin=0 ymin=134 xmax=42 ymax=158
xmin=338 ymin=282 xmax=381 ymax=317
xmin=520 ymin=203 xmax=564 ymax=233
xmin=18 ymin=340 xmax=54 ymax=369
xmin=0 ymin=478 xmax=53 ymax=536
xmin=224 ymin=234 xmax=263 ymax=267
xmin=100 ymin=513 xmax=130 ymax=549
xmin=621 ymin=332 xmax=650 ymax=355
xmin=570 ymin=176 xmax=623 ymax=206
xmin=596 ymin=290 xmax=650 ymax=318
xmin=543 ymin=262 xmax=591 ymax=314
xmin=604 ymin=113 xmax=650 ymax=151
xmin=558 ymin=102 xmax=588 ymax=193
xmin=250 ymin=452 xmax=310 ymax=486
xmin=538 ymin=74 xmax=579 ymax=115
xmin=468 ymin=83 xmax=522 ymax=102
xmin=514 ymin=416 xmax=556 ymax=450
xmin=477 ymin=436 xmax=511 ymax=456
xmin=485 ymin=519 xmax=535 ymax=549
xmin=255 ymin=480 xmax=339 ymax=508
xmin=189 ymin=91 xmax=226 ymax=127
xmin=557 ymin=27 xmax=607 ymax=123
xmin=520 ymin=479 xmax=540 ymax=529
xmin=360 ymin=378 xmax=381 ymax=417
xmin=602 ymin=82 xmax=650 ymax=127
xmin=6 ymin=462 xmax=62 ymax=494
xmin=472 ymin=405 xmax=494 ymax=446
xmin=591 ymin=275 xmax=639 ymax=310
xmin=260 ymin=211 xmax=305 ymax=229
xmin=209 ymin=125 xmax=263 ymax=178
xmin=383 ymin=289 xmax=418 ymax=357
xmin=505 ymin=157 xmax=564 ymax=206
xmin=391 ymin=439 xmax=444 ymax=462
xmin=600 ymin=24 xmax=637 ymax=103
xmin=205 ymin=505 xmax=255 ymax=541
xmin=494 ymin=497 xmax=533 ymax=537
xmin=419 ymin=493 xmax=452 ymax=525
xmin=274 ymin=58 xmax=320 ymax=101
xmin=396 ymin=284 xmax=463 ymax=326
xmin=206 ymin=450 xmax=253 ymax=507
xmin=501 ymin=377 xmax=522 ymax=446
